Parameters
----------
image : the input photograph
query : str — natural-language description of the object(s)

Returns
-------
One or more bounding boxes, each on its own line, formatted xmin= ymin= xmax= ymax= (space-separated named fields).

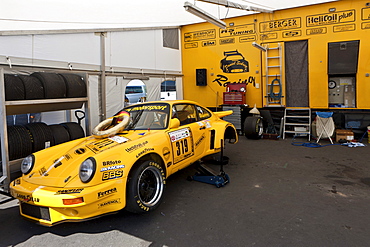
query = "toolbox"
xmin=335 ymin=129 xmax=354 ymax=142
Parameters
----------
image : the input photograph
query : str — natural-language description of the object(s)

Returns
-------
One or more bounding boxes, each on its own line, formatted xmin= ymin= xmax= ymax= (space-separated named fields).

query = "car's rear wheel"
xmin=126 ymin=161 xmax=165 ymax=213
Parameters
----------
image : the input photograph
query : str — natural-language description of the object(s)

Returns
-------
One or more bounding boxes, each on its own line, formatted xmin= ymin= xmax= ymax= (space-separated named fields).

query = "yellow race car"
xmin=10 ymin=100 xmax=238 ymax=226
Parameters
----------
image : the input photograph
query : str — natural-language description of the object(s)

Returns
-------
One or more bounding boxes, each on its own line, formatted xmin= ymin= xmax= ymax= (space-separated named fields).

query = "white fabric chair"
xmin=316 ymin=112 xmax=335 ymax=144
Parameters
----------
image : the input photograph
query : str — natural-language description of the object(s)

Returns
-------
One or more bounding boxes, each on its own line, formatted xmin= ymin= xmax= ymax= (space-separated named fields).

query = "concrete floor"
xmin=1 ymin=136 xmax=370 ymax=247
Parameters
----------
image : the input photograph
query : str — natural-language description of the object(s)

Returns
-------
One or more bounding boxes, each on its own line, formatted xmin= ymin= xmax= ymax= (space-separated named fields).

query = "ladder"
xmin=283 ymin=108 xmax=311 ymax=140
xmin=265 ymin=43 xmax=283 ymax=107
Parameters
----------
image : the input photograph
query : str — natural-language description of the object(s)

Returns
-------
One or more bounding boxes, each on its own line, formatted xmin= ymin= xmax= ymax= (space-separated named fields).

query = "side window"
xmin=173 ymin=104 xmax=197 ymax=125
xmin=196 ymin=106 xmax=211 ymax=120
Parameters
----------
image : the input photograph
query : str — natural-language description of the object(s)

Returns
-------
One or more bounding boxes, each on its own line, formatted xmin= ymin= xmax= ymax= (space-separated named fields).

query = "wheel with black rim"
xmin=244 ymin=116 xmax=263 ymax=139
xmin=126 ymin=161 xmax=165 ymax=213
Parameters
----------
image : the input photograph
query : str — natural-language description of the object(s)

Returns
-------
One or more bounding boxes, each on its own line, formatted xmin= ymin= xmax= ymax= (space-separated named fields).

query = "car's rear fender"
xmin=210 ymin=123 xmax=238 ymax=150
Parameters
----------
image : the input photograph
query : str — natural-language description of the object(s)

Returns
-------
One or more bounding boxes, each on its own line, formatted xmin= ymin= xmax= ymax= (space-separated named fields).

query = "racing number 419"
xmin=175 ymin=139 xmax=188 ymax=156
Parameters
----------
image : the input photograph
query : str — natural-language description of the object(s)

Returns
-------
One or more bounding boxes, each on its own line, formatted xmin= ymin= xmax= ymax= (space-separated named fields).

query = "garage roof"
xmin=0 ymin=0 xmax=339 ymax=32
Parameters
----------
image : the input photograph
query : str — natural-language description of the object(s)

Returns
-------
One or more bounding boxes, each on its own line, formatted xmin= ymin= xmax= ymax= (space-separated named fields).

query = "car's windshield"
xmin=120 ymin=103 xmax=170 ymax=130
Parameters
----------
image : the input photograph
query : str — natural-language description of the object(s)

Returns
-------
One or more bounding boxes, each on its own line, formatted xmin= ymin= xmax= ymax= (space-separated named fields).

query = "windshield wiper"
xmin=126 ymin=110 xmax=144 ymax=130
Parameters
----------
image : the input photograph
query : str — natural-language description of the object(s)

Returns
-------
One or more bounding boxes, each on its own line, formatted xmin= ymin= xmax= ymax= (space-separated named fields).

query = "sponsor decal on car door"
xmin=168 ymin=128 xmax=194 ymax=164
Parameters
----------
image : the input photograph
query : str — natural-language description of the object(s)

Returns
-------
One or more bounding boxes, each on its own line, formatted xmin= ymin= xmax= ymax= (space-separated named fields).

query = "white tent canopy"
xmin=0 ymin=0 xmax=338 ymax=32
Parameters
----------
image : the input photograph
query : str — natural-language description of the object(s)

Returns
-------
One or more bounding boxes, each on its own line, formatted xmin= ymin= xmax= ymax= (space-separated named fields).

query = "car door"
xmin=168 ymin=104 xmax=209 ymax=170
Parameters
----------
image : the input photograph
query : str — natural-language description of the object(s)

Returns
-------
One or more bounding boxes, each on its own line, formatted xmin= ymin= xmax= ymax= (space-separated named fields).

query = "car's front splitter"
xmin=10 ymin=178 xmax=126 ymax=226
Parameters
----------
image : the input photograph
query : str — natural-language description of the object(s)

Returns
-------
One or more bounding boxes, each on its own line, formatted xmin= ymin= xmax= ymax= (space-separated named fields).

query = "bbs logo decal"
xmin=102 ymin=170 xmax=123 ymax=180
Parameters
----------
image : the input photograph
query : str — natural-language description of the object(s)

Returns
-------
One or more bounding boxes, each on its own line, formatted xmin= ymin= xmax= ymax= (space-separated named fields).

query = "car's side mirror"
xmin=169 ymin=118 xmax=180 ymax=129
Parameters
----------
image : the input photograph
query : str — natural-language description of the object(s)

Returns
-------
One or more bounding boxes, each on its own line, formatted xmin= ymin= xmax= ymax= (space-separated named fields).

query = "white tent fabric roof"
xmin=0 ymin=0 xmax=338 ymax=32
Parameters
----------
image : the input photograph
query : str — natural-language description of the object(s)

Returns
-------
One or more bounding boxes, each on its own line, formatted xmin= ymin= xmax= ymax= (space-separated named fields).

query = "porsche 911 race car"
xmin=10 ymin=100 xmax=238 ymax=226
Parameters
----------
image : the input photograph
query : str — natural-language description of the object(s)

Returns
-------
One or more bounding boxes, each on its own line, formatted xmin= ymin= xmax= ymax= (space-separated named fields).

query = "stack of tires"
xmin=4 ymin=72 xmax=87 ymax=100
xmin=5 ymin=122 xmax=85 ymax=161
xmin=3 ymin=72 xmax=87 ymax=161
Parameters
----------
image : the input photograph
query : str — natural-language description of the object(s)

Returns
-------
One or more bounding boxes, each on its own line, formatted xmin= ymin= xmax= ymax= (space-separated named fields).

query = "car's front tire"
xmin=126 ymin=161 xmax=165 ymax=213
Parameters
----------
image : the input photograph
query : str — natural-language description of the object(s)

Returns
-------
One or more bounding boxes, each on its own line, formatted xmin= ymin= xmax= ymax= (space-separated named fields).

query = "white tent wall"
xmin=89 ymin=75 xmax=101 ymax=128
xmin=0 ymin=28 xmax=183 ymax=133
xmin=107 ymin=29 xmax=181 ymax=71
xmin=0 ymin=35 xmax=33 ymax=58
xmin=105 ymin=76 xmax=162 ymax=118
xmin=33 ymin=33 xmax=101 ymax=65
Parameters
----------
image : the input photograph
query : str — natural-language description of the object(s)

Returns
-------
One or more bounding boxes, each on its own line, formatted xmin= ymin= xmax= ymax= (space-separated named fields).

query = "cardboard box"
xmin=335 ymin=129 xmax=354 ymax=142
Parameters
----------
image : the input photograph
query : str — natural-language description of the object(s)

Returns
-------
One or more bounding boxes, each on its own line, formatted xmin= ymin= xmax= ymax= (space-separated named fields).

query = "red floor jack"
xmin=190 ymin=140 xmax=230 ymax=188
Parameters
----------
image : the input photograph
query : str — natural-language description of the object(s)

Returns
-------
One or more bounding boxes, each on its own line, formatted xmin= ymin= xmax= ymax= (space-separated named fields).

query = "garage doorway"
xmin=285 ymin=40 xmax=309 ymax=107
xmin=125 ymin=79 xmax=147 ymax=105
xmin=161 ymin=80 xmax=177 ymax=100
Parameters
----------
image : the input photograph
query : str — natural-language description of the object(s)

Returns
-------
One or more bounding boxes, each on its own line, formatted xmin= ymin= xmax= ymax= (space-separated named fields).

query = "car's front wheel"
xmin=125 ymin=161 xmax=165 ymax=213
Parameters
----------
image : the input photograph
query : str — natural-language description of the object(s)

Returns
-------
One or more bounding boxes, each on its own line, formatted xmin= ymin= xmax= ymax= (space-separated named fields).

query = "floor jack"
xmin=190 ymin=140 xmax=230 ymax=188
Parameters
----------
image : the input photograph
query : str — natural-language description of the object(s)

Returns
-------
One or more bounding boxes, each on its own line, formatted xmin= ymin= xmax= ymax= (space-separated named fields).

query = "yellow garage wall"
xmin=181 ymin=0 xmax=370 ymax=109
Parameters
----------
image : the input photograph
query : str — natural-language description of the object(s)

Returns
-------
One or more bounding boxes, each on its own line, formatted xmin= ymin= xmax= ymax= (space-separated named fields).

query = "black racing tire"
xmin=49 ymin=124 xmax=71 ymax=145
xmin=7 ymin=125 xmax=32 ymax=160
xmin=31 ymin=72 xmax=66 ymax=99
xmin=59 ymin=73 xmax=87 ymax=98
xmin=18 ymin=75 xmax=45 ymax=99
xmin=126 ymin=161 xmax=166 ymax=213
xmin=4 ymin=74 xmax=25 ymax=100
xmin=25 ymin=122 xmax=54 ymax=152
xmin=244 ymin=116 xmax=263 ymax=139
xmin=60 ymin=122 xmax=85 ymax=140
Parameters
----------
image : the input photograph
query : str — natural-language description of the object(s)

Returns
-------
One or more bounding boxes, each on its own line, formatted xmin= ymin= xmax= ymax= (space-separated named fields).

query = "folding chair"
xmin=315 ymin=112 xmax=335 ymax=144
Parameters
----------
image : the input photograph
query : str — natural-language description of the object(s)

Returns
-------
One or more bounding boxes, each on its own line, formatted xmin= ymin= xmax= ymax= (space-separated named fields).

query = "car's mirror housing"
xmin=169 ymin=118 xmax=180 ymax=129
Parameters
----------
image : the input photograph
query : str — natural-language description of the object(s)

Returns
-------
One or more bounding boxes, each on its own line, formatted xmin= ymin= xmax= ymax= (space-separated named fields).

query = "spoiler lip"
xmin=213 ymin=110 xmax=233 ymax=118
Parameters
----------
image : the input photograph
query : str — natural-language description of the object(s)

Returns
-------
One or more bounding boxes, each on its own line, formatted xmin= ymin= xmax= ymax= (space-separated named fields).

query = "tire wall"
xmin=4 ymin=122 xmax=85 ymax=161
xmin=3 ymin=71 xmax=87 ymax=160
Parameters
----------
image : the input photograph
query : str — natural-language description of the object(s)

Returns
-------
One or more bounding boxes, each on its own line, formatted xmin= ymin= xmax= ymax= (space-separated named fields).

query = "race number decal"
xmin=168 ymin=128 xmax=194 ymax=164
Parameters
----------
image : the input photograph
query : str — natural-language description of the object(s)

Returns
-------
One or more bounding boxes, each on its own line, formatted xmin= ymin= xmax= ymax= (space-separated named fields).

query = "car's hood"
xmin=22 ymin=130 xmax=156 ymax=188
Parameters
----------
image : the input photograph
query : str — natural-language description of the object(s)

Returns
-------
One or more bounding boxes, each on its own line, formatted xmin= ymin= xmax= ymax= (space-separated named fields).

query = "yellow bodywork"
xmin=10 ymin=100 xmax=238 ymax=226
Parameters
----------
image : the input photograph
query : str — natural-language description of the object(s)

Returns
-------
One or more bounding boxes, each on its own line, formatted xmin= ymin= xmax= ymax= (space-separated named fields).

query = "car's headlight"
xmin=79 ymin=157 xmax=96 ymax=183
xmin=21 ymin=155 xmax=35 ymax=175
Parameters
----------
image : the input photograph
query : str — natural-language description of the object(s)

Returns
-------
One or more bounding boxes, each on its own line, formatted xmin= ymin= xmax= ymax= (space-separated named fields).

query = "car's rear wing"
xmin=213 ymin=110 xmax=233 ymax=118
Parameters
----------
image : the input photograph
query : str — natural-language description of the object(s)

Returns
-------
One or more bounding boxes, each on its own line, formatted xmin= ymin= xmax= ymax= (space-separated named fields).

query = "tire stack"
xmin=3 ymin=72 xmax=87 ymax=160
xmin=4 ymin=72 xmax=87 ymax=101
xmin=5 ymin=122 xmax=85 ymax=161
xmin=25 ymin=122 xmax=55 ymax=152
xmin=7 ymin=125 xmax=33 ymax=161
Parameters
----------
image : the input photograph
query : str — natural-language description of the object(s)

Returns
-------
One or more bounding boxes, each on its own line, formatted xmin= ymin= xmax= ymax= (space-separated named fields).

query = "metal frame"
xmin=0 ymin=68 xmax=91 ymax=193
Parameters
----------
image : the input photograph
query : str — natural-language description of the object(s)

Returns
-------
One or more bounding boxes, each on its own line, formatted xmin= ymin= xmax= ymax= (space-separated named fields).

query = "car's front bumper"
xmin=10 ymin=178 xmax=126 ymax=226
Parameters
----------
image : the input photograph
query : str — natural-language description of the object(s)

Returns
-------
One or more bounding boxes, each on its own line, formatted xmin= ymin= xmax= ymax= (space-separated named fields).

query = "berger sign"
xmin=259 ymin=17 xmax=301 ymax=32
xmin=306 ymin=10 xmax=355 ymax=27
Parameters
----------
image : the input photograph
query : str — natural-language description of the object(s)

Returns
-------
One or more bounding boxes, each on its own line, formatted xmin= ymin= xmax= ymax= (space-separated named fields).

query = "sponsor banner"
xmin=306 ymin=10 xmax=355 ymax=27
xmin=260 ymin=17 xmax=301 ymax=32
xmin=333 ymin=24 xmax=356 ymax=32
xmin=306 ymin=27 xmax=327 ymax=35
xmin=219 ymin=24 xmax=256 ymax=38
xmin=362 ymin=8 xmax=370 ymax=20
xmin=184 ymin=29 xmax=216 ymax=42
